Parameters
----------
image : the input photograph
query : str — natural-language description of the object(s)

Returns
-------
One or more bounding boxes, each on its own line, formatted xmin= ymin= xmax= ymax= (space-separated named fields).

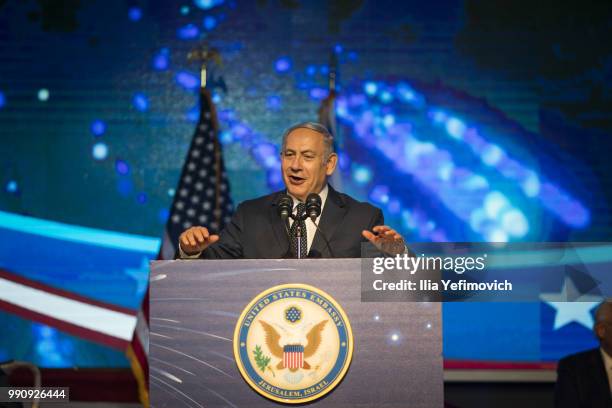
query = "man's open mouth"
xmin=288 ymin=175 xmax=306 ymax=185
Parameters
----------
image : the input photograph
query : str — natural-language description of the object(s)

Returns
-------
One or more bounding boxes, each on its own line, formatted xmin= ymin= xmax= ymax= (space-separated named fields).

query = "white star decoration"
xmin=540 ymin=276 xmax=602 ymax=330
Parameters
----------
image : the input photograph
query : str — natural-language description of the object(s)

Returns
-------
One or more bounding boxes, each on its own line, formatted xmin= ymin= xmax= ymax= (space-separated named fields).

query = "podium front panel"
xmin=150 ymin=259 xmax=443 ymax=408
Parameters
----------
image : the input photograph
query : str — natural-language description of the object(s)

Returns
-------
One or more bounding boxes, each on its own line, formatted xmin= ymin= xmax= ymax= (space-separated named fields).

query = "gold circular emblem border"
xmin=233 ymin=283 xmax=354 ymax=404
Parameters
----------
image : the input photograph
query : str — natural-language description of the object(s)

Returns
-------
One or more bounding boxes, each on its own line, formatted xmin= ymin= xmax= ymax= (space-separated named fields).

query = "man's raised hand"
xmin=362 ymin=225 xmax=406 ymax=256
xmin=179 ymin=226 xmax=219 ymax=255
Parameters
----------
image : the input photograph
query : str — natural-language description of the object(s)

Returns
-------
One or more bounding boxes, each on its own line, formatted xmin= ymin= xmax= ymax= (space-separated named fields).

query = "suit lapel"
xmin=268 ymin=191 xmax=291 ymax=257
xmin=309 ymin=185 xmax=347 ymax=258
xmin=590 ymin=349 xmax=612 ymax=404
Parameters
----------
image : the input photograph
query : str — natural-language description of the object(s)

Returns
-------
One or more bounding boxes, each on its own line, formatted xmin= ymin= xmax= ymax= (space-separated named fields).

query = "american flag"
xmin=283 ymin=344 xmax=304 ymax=370
xmin=128 ymin=88 xmax=234 ymax=406
xmin=159 ymin=88 xmax=234 ymax=259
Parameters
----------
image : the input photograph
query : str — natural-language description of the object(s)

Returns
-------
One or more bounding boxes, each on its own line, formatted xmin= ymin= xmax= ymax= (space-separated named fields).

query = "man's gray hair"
xmin=280 ymin=122 xmax=335 ymax=160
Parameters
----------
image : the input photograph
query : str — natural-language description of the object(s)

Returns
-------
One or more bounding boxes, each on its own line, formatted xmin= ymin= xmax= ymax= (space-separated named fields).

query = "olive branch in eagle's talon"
xmin=253 ymin=345 xmax=275 ymax=377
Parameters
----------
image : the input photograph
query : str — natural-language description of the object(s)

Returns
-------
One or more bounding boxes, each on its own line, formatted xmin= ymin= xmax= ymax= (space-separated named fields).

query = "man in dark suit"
xmin=177 ymin=121 xmax=405 ymax=259
xmin=554 ymin=300 xmax=612 ymax=408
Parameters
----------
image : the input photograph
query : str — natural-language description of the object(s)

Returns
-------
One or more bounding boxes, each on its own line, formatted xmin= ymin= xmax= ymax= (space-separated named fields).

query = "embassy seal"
xmin=233 ymin=283 xmax=353 ymax=404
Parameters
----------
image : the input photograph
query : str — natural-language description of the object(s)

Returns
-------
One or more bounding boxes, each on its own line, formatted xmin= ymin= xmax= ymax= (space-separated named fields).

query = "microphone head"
xmin=277 ymin=194 xmax=293 ymax=221
xmin=305 ymin=193 xmax=322 ymax=221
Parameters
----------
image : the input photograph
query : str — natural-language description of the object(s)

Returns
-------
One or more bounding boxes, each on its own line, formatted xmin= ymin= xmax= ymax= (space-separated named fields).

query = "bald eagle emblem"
xmin=233 ymin=284 xmax=354 ymax=404
xmin=260 ymin=320 xmax=327 ymax=371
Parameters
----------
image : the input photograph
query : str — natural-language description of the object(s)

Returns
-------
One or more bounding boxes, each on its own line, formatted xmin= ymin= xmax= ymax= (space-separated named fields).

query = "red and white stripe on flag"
xmin=0 ymin=268 xmax=150 ymax=406
xmin=283 ymin=344 xmax=304 ymax=369
xmin=0 ymin=268 xmax=137 ymax=349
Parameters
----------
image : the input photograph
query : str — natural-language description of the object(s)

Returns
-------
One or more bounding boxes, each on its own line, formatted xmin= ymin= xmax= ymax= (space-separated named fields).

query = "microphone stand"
xmin=281 ymin=196 xmax=335 ymax=258
xmin=294 ymin=208 xmax=336 ymax=258
xmin=296 ymin=223 xmax=303 ymax=259
xmin=290 ymin=211 xmax=308 ymax=259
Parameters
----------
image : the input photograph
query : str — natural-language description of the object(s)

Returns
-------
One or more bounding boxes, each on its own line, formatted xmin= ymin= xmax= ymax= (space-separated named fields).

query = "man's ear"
xmin=325 ymin=153 xmax=338 ymax=176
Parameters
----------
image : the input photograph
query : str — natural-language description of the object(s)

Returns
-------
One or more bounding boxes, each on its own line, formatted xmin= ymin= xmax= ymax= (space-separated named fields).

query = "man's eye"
xmin=304 ymin=155 xmax=315 ymax=160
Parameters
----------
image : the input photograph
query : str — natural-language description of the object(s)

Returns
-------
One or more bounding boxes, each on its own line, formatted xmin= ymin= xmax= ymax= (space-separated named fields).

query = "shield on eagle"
xmin=283 ymin=344 xmax=304 ymax=370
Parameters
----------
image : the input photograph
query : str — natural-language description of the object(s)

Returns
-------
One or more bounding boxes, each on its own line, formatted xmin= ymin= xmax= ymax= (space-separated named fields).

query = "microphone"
xmin=305 ymin=193 xmax=322 ymax=222
xmin=277 ymin=194 xmax=293 ymax=221
xmin=277 ymin=193 xmax=294 ymax=257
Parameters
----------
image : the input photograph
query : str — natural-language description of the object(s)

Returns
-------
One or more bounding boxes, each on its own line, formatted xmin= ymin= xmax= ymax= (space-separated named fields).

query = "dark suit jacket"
xmin=0 ymin=364 xmax=22 ymax=408
xmin=198 ymin=185 xmax=384 ymax=259
xmin=554 ymin=348 xmax=612 ymax=408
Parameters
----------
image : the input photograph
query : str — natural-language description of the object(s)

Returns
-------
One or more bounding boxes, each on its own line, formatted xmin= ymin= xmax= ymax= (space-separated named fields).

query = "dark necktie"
xmin=290 ymin=203 xmax=308 ymax=258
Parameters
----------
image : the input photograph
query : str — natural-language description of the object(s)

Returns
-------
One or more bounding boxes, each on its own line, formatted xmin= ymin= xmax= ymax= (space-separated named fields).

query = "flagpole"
xmin=318 ymin=48 xmax=342 ymax=189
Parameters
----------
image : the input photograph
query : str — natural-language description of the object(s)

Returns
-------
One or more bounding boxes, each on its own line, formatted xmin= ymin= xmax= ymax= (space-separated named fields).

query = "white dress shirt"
xmin=287 ymin=184 xmax=328 ymax=255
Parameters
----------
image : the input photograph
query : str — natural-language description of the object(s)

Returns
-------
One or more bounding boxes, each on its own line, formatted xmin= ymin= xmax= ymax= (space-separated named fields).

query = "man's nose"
xmin=289 ymin=156 xmax=302 ymax=170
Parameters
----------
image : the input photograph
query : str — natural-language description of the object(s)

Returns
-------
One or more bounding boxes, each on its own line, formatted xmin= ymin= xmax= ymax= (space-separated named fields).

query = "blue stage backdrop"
xmin=0 ymin=0 xmax=610 ymax=369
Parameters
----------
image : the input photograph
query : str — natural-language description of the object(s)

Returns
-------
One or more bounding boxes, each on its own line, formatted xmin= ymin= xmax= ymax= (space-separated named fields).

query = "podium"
xmin=150 ymin=259 xmax=443 ymax=407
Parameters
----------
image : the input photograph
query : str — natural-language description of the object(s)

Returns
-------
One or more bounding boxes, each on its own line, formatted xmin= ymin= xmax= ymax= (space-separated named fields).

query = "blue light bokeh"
xmin=274 ymin=57 xmax=292 ymax=73
xmin=203 ymin=16 xmax=217 ymax=30
xmin=92 ymin=143 xmax=108 ymax=160
xmin=5 ymin=180 xmax=18 ymax=194
xmin=132 ymin=93 xmax=149 ymax=111
xmin=176 ymin=71 xmax=199 ymax=90
xmin=177 ymin=23 xmax=199 ymax=40
xmin=153 ymin=49 xmax=170 ymax=71
xmin=127 ymin=7 xmax=142 ymax=21
xmin=90 ymin=120 xmax=106 ymax=136
xmin=194 ymin=0 xmax=223 ymax=10
xmin=115 ymin=160 xmax=130 ymax=175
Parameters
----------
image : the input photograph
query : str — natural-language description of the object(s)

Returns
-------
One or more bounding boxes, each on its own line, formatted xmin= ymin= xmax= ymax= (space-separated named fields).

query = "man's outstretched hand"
xmin=179 ymin=226 xmax=219 ymax=255
xmin=362 ymin=225 xmax=406 ymax=255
